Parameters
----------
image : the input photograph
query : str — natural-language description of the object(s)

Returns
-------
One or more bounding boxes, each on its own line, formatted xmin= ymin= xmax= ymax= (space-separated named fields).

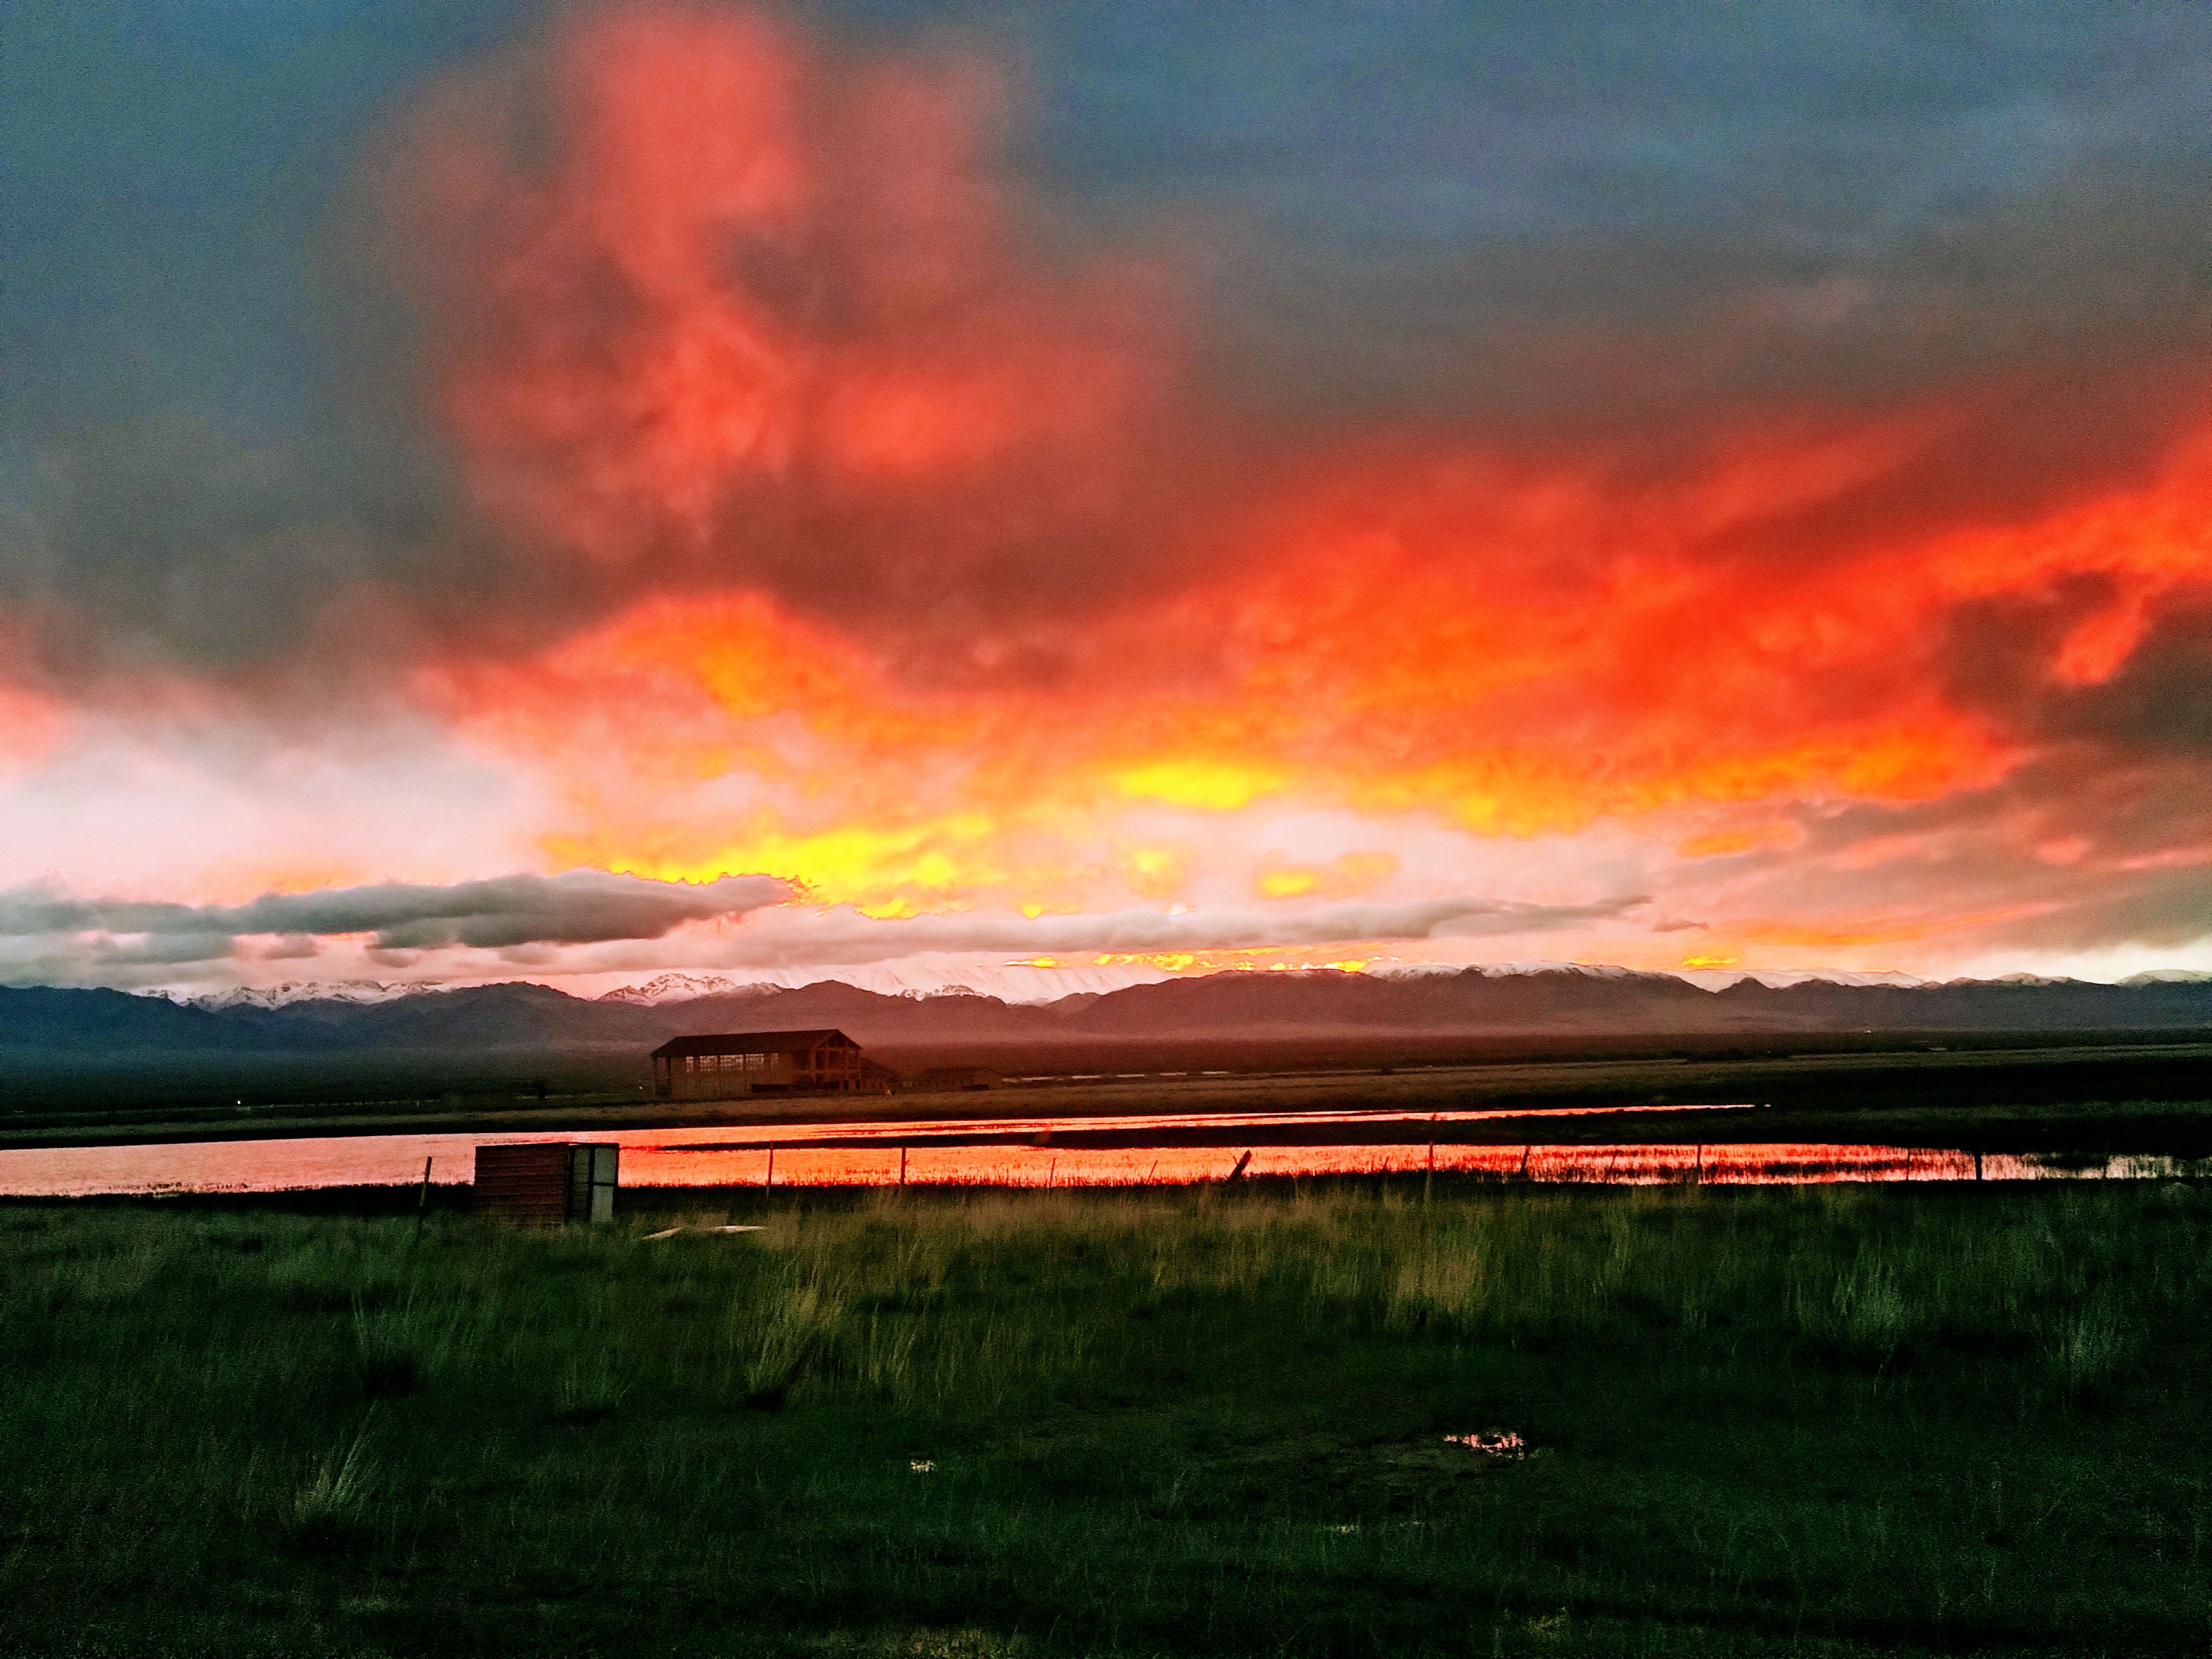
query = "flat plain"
xmin=9 ymin=1038 xmax=2212 ymax=1154
xmin=6 ymin=1177 xmax=2209 ymax=1657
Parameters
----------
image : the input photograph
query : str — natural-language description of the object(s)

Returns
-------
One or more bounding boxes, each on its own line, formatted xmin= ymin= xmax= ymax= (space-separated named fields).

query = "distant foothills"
xmin=7 ymin=963 xmax=2212 ymax=1066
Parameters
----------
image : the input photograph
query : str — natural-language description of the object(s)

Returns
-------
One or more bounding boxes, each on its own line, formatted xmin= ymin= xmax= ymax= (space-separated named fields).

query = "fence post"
xmin=899 ymin=1145 xmax=908 ymax=1188
xmin=766 ymin=1142 xmax=775 ymax=1192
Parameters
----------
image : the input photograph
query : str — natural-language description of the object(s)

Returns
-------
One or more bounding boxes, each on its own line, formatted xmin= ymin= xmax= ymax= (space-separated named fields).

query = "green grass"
xmin=4 ymin=1181 xmax=2210 ymax=1657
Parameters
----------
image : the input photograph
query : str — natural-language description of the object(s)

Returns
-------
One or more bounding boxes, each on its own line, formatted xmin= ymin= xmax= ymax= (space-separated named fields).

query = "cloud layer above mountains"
xmin=0 ymin=871 xmax=788 ymax=979
xmin=0 ymin=870 xmax=1642 ymax=989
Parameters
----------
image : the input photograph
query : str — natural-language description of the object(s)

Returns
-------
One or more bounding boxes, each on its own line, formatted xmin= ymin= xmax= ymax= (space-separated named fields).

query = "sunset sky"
xmin=4 ymin=1 xmax=2211 ymax=997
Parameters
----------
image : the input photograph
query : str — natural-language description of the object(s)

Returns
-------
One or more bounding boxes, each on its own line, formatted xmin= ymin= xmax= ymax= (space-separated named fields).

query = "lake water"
xmin=2 ymin=1102 xmax=2203 ymax=1196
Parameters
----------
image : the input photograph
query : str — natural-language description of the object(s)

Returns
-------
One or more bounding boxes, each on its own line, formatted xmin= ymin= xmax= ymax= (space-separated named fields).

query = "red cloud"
xmin=384 ymin=1 xmax=1214 ymax=667
xmin=296 ymin=2 xmax=2212 ymax=959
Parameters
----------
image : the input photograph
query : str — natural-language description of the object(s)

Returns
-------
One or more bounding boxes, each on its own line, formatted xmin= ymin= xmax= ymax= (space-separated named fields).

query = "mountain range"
xmin=6 ymin=964 xmax=2212 ymax=1063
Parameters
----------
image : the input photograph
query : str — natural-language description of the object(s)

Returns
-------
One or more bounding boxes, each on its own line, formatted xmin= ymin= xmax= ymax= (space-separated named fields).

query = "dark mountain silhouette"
xmin=6 ymin=967 xmax=2211 ymax=1068
xmin=0 ymin=981 xmax=656 ymax=1053
xmin=1045 ymin=966 xmax=2212 ymax=1037
xmin=661 ymin=983 xmax=1070 ymax=1045
xmin=1056 ymin=968 xmax=1722 ymax=1034
xmin=0 ymin=985 xmax=262 ymax=1052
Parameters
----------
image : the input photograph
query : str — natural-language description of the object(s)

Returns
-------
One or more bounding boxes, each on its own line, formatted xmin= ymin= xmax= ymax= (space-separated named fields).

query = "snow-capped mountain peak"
xmin=184 ymin=980 xmax=433 ymax=1010
xmin=596 ymin=973 xmax=775 ymax=1005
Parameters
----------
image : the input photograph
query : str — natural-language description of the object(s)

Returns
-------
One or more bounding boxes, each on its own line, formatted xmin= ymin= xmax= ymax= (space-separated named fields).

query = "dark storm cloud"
xmin=6 ymin=0 xmax=2211 ymax=683
xmin=1001 ymin=2 xmax=2211 ymax=245
xmin=1941 ymin=592 xmax=2212 ymax=770
xmin=999 ymin=3 xmax=2212 ymax=417
xmin=0 ymin=870 xmax=792 ymax=964
xmin=4 ymin=418 xmax=453 ymax=670
xmin=0 ymin=0 xmax=529 ymax=677
xmin=1222 ymin=168 xmax=2212 ymax=436
xmin=2046 ymin=606 xmax=2212 ymax=760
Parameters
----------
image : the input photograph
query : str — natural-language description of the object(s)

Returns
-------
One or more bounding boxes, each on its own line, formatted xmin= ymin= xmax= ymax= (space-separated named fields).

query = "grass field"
xmin=5 ymin=1181 xmax=2210 ymax=1657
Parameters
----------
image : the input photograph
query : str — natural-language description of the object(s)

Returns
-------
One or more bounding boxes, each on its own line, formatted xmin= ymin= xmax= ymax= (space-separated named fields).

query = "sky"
xmin=3 ymin=0 xmax=2211 ymax=998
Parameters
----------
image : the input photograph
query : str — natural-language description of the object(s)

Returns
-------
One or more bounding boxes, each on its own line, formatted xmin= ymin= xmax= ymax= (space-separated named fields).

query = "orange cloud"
xmin=380 ymin=3 xmax=2212 ymax=962
xmin=1729 ymin=902 xmax=2064 ymax=950
xmin=1677 ymin=823 xmax=1804 ymax=860
xmin=387 ymin=0 xmax=1199 ymax=657
xmin=1256 ymin=851 xmax=1399 ymax=900
xmin=0 ymin=683 xmax=67 ymax=778
xmin=1117 ymin=846 xmax=1191 ymax=901
xmin=418 ymin=404 xmax=2212 ymax=922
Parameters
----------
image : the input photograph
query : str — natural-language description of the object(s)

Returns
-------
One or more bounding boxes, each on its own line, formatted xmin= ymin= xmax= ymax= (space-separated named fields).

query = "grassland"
xmin=5 ymin=1180 xmax=2210 ymax=1657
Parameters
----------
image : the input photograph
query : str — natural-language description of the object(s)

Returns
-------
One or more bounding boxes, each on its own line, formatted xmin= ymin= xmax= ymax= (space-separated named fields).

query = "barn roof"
xmin=651 ymin=1028 xmax=859 ymax=1059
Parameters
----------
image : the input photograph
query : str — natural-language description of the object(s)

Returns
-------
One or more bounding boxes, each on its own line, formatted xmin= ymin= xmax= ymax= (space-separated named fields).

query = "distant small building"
xmin=475 ymin=1141 xmax=618 ymax=1224
xmin=651 ymin=1028 xmax=878 ymax=1099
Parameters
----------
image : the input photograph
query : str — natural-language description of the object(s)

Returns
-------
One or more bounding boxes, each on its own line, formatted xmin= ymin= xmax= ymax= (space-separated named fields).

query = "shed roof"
xmin=652 ymin=1028 xmax=859 ymax=1059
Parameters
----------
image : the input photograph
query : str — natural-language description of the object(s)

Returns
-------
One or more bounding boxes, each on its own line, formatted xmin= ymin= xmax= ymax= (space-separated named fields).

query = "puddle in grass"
xmin=1444 ymin=1432 xmax=1528 ymax=1459
xmin=1 ymin=1102 xmax=2206 ymax=1197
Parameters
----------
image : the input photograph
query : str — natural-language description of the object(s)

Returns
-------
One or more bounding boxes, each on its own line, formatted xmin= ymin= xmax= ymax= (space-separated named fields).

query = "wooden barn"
xmin=474 ymin=1141 xmax=618 ymax=1224
xmin=651 ymin=1028 xmax=880 ymax=1100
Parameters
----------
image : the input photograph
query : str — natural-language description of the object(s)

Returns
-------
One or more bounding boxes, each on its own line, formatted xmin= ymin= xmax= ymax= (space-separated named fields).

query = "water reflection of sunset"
xmin=2 ymin=1117 xmax=2200 ymax=1199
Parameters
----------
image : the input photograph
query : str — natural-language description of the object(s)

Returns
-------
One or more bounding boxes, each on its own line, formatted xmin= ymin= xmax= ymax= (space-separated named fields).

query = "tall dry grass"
xmin=2 ymin=1180 xmax=2208 ymax=1657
